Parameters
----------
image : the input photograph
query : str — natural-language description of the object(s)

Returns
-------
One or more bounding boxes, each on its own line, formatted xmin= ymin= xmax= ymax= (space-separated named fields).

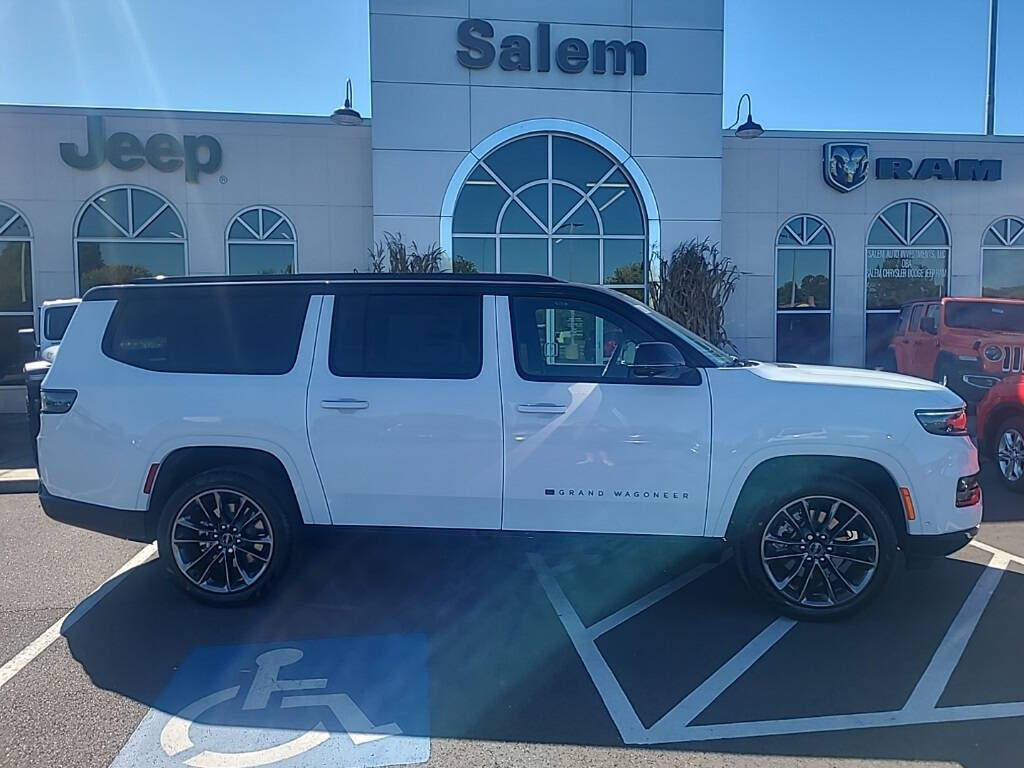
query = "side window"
xmin=908 ymin=304 xmax=924 ymax=333
xmin=103 ymin=288 xmax=308 ymax=374
xmin=330 ymin=292 xmax=482 ymax=379
xmin=509 ymin=295 xmax=660 ymax=383
xmin=925 ymin=303 xmax=941 ymax=327
xmin=895 ymin=307 xmax=910 ymax=336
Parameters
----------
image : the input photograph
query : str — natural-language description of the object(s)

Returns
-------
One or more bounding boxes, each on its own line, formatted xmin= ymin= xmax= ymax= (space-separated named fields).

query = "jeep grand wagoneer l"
xmin=38 ymin=274 xmax=982 ymax=620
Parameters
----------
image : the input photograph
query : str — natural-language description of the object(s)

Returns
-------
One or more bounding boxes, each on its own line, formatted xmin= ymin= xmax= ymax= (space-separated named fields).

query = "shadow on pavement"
xmin=58 ymin=522 xmax=1024 ymax=767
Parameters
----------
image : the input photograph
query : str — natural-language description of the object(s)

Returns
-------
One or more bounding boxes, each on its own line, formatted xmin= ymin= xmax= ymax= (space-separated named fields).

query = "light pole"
xmin=985 ymin=0 xmax=998 ymax=135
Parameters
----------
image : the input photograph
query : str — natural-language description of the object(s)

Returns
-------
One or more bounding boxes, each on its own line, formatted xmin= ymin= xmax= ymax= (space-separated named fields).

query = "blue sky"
xmin=2 ymin=0 xmax=1021 ymax=134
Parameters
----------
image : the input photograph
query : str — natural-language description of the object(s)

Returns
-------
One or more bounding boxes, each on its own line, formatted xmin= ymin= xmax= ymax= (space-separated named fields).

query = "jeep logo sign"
xmin=60 ymin=116 xmax=222 ymax=183
xmin=456 ymin=19 xmax=647 ymax=76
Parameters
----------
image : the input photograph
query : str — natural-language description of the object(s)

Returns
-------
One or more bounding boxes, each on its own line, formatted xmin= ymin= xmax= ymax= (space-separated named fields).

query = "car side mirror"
xmin=921 ymin=317 xmax=938 ymax=335
xmin=629 ymin=342 xmax=688 ymax=380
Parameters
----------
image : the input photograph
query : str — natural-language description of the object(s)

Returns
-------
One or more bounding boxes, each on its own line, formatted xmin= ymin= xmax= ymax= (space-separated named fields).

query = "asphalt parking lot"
xmin=1 ymin=462 xmax=1022 ymax=768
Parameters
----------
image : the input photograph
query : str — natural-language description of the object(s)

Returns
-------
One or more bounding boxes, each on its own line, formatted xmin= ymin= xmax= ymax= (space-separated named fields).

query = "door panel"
xmin=306 ymin=293 xmax=503 ymax=529
xmin=497 ymin=295 xmax=712 ymax=536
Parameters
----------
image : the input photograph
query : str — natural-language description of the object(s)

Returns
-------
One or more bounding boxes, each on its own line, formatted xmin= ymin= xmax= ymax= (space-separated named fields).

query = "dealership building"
xmin=1 ymin=0 xmax=1022 ymax=411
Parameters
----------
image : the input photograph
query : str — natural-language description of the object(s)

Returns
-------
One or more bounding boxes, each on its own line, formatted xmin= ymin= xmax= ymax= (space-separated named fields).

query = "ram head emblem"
xmin=823 ymin=143 xmax=870 ymax=192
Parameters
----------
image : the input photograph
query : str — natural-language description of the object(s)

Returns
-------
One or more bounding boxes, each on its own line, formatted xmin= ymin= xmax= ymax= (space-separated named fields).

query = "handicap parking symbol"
xmin=112 ymin=636 xmax=429 ymax=768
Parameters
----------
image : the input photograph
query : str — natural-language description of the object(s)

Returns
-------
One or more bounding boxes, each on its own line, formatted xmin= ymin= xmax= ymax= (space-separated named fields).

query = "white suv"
xmin=38 ymin=274 xmax=982 ymax=619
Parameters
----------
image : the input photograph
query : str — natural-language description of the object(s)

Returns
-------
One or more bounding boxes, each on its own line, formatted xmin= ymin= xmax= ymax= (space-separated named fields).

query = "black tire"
xmin=994 ymin=415 xmax=1024 ymax=494
xmin=934 ymin=356 xmax=957 ymax=388
xmin=157 ymin=468 xmax=294 ymax=605
xmin=734 ymin=477 xmax=897 ymax=621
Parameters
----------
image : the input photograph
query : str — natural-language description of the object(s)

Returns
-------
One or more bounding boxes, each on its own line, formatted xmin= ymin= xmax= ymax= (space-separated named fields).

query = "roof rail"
xmin=129 ymin=272 xmax=563 ymax=286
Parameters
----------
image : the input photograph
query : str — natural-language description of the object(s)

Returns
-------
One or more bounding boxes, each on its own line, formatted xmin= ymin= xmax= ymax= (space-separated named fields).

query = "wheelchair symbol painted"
xmin=159 ymin=648 xmax=402 ymax=768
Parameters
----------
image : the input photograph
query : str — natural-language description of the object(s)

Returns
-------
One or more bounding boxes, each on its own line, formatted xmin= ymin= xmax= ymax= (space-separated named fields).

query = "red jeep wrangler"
xmin=885 ymin=297 xmax=1024 ymax=401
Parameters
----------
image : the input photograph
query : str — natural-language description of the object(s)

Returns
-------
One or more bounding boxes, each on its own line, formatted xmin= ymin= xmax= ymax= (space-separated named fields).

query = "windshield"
xmin=945 ymin=301 xmax=1024 ymax=333
xmin=43 ymin=305 xmax=77 ymax=342
xmin=613 ymin=290 xmax=737 ymax=366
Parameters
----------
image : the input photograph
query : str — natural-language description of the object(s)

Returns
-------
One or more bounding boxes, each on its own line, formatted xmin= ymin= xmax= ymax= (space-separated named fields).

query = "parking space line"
xmin=584 ymin=557 xmax=725 ymax=640
xmin=903 ymin=550 xmax=1010 ymax=713
xmin=970 ymin=538 xmax=1024 ymax=566
xmin=0 ymin=542 xmax=157 ymax=691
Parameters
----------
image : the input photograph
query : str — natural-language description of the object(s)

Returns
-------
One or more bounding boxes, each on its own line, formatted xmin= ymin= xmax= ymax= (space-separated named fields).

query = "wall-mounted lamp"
xmin=729 ymin=93 xmax=764 ymax=139
xmin=331 ymin=79 xmax=362 ymax=125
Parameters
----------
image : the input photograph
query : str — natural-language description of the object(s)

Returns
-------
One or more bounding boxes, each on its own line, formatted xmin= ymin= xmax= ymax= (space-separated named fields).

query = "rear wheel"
xmin=995 ymin=416 xmax=1024 ymax=493
xmin=736 ymin=478 xmax=897 ymax=620
xmin=157 ymin=469 xmax=294 ymax=604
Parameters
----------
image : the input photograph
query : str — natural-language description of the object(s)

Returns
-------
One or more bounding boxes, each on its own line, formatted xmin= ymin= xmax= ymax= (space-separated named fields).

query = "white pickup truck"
xmin=37 ymin=274 xmax=981 ymax=619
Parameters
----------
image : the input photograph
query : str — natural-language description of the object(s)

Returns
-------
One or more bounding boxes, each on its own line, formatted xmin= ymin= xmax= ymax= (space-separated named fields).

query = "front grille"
xmin=1003 ymin=345 xmax=1024 ymax=373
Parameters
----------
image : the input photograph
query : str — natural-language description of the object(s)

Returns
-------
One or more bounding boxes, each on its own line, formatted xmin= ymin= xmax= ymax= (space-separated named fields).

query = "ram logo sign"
xmin=823 ymin=143 xmax=870 ymax=192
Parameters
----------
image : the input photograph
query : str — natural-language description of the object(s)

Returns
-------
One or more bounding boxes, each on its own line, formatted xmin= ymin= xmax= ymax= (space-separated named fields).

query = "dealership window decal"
xmin=74 ymin=186 xmax=187 ymax=293
xmin=227 ymin=206 xmax=297 ymax=276
xmin=982 ymin=216 xmax=1024 ymax=300
xmin=0 ymin=203 xmax=33 ymax=386
xmin=451 ymin=132 xmax=646 ymax=300
xmin=865 ymin=200 xmax=949 ymax=368
xmin=775 ymin=215 xmax=832 ymax=365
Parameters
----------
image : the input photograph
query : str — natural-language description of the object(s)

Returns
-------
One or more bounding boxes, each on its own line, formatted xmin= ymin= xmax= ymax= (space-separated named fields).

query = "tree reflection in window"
xmin=775 ymin=215 xmax=833 ymax=365
xmin=451 ymin=133 xmax=647 ymax=298
xmin=982 ymin=216 xmax=1024 ymax=299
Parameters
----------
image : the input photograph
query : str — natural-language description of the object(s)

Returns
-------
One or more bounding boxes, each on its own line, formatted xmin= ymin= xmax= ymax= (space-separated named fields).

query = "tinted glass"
xmin=137 ymin=207 xmax=184 ymax=238
xmin=0 ymin=241 xmax=33 ymax=312
xmin=945 ymin=302 xmax=1024 ymax=332
xmin=452 ymin=238 xmax=495 ymax=273
xmin=78 ymin=205 xmax=127 ymax=238
xmin=103 ymin=288 xmax=308 ymax=374
xmin=776 ymin=313 xmax=830 ymax=365
xmin=983 ymin=249 xmax=1024 ymax=299
xmin=131 ymin=189 xmax=166 ymax=231
xmin=453 ymin=181 xmax=507 ymax=234
xmin=43 ymin=305 xmax=76 ymax=342
xmin=865 ymin=247 xmax=947 ymax=309
xmin=500 ymin=200 xmax=544 ymax=234
xmin=865 ymin=313 xmax=900 ymax=369
xmin=330 ymin=292 xmax=481 ymax=379
xmin=510 ymin=295 xmax=658 ymax=382
xmin=604 ymin=240 xmax=645 ymax=284
xmin=78 ymin=242 xmax=186 ymax=291
xmin=0 ymin=314 xmax=34 ymax=386
xmin=484 ymin=135 xmax=548 ymax=191
xmin=776 ymin=248 xmax=830 ymax=309
xmin=552 ymin=136 xmax=612 ymax=193
xmin=95 ymin=189 xmax=130 ymax=232
xmin=500 ymin=239 xmax=547 ymax=275
xmin=228 ymin=243 xmax=295 ymax=275
xmin=909 ymin=304 xmax=924 ymax=331
xmin=552 ymin=239 xmax=599 ymax=283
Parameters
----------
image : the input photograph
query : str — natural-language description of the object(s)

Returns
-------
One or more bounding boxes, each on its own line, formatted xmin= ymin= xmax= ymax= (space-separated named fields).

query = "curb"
xmin=0 ymin=469 xmax=39 ymax=494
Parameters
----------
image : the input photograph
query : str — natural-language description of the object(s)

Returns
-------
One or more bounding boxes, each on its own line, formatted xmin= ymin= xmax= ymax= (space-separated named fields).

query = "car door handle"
xmin=321 ymin=399 xmax=369 ymax=410
xmin=517 ymin=403 xmax=568 ymax=414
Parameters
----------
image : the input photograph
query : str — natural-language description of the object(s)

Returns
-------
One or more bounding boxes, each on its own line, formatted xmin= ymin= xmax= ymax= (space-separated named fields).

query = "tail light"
xmin=915 ymin=407 xmax=968 ymax=436
xmin=40 ymin=389 xmax=77 ymax=414
xmin=956 ymin=474 xmax=982 ymax=507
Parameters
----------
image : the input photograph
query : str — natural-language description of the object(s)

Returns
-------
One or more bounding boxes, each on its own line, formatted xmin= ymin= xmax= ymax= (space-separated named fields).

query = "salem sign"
xmin=60 ymin=116 xmax=222 ymax=183
xmin=457 ymin=19 xmax=647 ymax=76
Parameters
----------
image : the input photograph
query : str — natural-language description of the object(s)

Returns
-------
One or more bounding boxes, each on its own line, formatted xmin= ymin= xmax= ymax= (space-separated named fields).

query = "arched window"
xmin=865 ymin=200 xmax=949 ymax=368
xmin=450 ymin=132 xmax=647 ymax=299
xmin=227 ymin=206 xmax=296 ymax=275
xmin=75 ymin=186 xmax=186 ymax=292
xmin=982 ymin=216 xmax=1024 ymax=299
xmin=776 ymin=215 xmax=833 ymax=364
xmin=0 ymin=204 xmax=33 ymax=385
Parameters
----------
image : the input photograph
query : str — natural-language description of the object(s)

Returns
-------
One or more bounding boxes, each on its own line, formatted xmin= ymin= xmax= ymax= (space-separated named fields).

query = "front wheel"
xmin=735 ymin=478 xmax=897 ymax=620
xmin=157 ymin=469 xmax=294 ymax=605
xmin=995 ymin=417 xmax=1024 ymax=493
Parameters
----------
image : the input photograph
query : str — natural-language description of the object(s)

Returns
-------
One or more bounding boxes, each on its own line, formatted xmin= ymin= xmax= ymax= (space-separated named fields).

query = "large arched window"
xmin=865 ymin=200 xmax=949 ymax=368
xmin=0 ymin=204 xmax=33 ymax=386
xmin=226 ymin=206 xmax=297 ymax=275
xmin=75 ymin=186 xmax=186 ymax=292
xmin=450 ymin=132 xmax=647 ymax=299
xmin=776 ymin=215 xmax=833 ymax=364
xmin=982 ymin=216 xmax=1024 ymax=299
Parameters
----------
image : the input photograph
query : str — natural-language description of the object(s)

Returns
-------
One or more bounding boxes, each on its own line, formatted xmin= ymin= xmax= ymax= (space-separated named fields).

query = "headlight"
xmin=915 ymin=407 xmax=968 ymax=436
xmin=984 ymin=345 xmax=1003 ymax=362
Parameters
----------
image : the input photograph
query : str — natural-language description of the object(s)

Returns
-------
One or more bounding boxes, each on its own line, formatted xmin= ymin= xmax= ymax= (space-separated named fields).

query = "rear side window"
xmin=908 ymin=304 xmax=924 ymax=332
xmin=43 ymin=305 xmax=76 ymax=342
xmin=329 ymin=292 xmax=482 ymax=379
xmin=895 ymin=307 xmax=911 ymax=335
xmin=103 ymin=288 xmax=309 ymax=374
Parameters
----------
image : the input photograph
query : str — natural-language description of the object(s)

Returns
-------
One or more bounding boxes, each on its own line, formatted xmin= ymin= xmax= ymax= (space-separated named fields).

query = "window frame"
xmin=327 ymin=287 xmax=485 ymax=381
xmin=0 ymin=203 xmax=34 ymax=318
xmin=774 ymin=214 xmax=834 ymax=364
xmin=74 ymin=185 xmax=188 ymax=294
xmin=981 ymin=216 xmax=1024 ymax=299
xmin=225 ymin=205 xmax=298 ymax=276
xmin=508 ymin=292 xmax=697 ymax=386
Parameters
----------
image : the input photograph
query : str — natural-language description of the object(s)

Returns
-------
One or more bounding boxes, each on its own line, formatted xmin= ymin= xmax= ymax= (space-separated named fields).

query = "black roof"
xmin=129 ymin=272 xmax=562 ymax=286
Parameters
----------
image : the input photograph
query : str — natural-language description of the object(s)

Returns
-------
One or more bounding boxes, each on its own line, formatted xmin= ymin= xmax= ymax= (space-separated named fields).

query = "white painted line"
xmin=585 ymin=556 xmax=726 ymax=639
xmin=528 ymin=552 xmax=647 ymax=744
xmin=648 ymin=616 xmax=797 ymax=740
xmin=970 ymin=538 xmax=1024 ymax=567
xmin=903 ymin=549 xmax=1010 ymax=713
xmin=0 ymin=542 xmax=157 ymax=690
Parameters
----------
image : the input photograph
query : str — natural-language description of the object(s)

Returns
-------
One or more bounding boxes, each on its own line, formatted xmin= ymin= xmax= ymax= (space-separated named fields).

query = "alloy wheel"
xmin=760 ymin=495 xmax=879 ymax=609
xmin=170 ymin=489 xmax=274 ymax=594
xmin=997 ymin=428 xmax=1024 ymax=483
